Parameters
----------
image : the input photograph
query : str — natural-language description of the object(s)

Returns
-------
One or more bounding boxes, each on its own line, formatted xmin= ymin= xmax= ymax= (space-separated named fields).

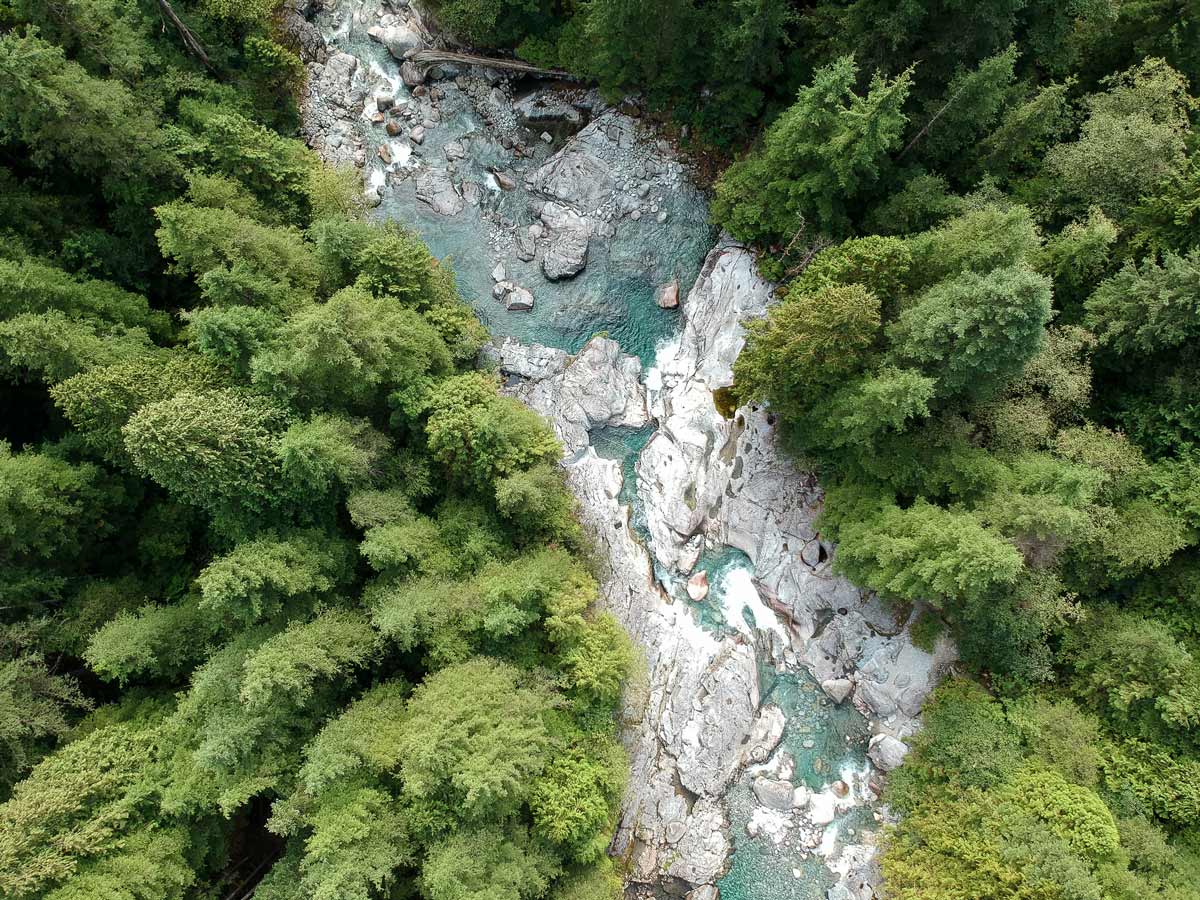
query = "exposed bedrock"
xmin=297 ymin=2 xmax=956 ymax=893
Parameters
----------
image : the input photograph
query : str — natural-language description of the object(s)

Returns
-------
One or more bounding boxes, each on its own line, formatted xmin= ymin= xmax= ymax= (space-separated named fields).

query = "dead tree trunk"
xmin=156 ymin=0 xmax=211 ymax=68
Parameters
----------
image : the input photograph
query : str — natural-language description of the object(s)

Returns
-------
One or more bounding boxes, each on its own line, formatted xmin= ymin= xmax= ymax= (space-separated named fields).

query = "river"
xmin=295 ymin=3 xmax=948 ymax=897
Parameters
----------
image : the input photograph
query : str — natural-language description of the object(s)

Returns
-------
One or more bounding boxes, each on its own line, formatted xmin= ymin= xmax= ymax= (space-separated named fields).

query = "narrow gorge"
xmin=293 ymin=2 xmax=956 ymax=896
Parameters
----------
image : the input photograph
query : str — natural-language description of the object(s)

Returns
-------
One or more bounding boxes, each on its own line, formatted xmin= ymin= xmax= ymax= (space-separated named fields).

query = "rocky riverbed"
xmin=292 ymin=2 xmax=957 ymax=897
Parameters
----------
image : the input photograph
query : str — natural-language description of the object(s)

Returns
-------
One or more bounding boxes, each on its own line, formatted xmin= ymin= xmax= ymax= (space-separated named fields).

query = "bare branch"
xmin=156 ymin=0 xmax=211 ymax=68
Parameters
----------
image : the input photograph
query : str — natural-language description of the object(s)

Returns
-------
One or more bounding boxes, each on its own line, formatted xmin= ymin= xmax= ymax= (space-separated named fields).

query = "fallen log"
xmin=409 ymin=49 xmax=578 ymax=81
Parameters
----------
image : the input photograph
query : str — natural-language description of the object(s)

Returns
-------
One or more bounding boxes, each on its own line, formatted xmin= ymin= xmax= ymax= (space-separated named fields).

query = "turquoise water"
xmin=315 ymin=5 xmax=868 ymax=895
xmin=684 ymin=545 xmax=758 ymax=634
xmin=318 ymin=0 xmax=713 ymax=365
xmin=719 ymin=672 xmax=875 ymax=900
xmin=589 ymin=424 xmax=655 ymax=538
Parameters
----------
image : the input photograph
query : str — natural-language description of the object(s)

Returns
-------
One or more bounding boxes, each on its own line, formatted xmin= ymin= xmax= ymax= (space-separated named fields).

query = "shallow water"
xmin=317 ymin=0 xmax=712 ymax=364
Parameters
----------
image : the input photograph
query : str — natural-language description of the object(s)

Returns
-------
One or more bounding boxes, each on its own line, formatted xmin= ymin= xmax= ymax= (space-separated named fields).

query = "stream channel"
xmin=297 ymin=3 xmax=936 ymax=897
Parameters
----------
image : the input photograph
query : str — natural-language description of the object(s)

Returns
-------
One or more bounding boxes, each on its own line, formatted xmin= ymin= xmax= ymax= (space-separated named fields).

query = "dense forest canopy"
xmin=2 ymin=0 xmax=1200 ymax=898
xmin=0 ymin=2 xmax=631 ymax=898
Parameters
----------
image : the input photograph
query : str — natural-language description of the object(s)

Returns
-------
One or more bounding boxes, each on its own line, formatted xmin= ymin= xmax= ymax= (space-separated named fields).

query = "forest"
xmin=1 ymin=0 xmax=1199 ymax=899
xmin=0 ymin=2 xmax=632 ymax=898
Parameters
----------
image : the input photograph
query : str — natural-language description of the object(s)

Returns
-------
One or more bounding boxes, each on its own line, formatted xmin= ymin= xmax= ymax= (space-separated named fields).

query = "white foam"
xmin=747 ymin=806 xmax=793 ymax=845
xmin=819 ymin=823 xmax=839 ymax=857
xmin=722 ymin=566 xmax=787 ymax=641
xmin=389 ymin=142 xmax=413 ymax=167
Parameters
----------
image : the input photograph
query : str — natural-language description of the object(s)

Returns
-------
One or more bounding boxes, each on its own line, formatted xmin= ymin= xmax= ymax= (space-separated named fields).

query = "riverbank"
xmin=292 ymin=3 xmax=956 ymax=896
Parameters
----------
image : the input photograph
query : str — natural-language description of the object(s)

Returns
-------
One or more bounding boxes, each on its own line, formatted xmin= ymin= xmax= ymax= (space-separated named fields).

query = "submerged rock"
xmin=656 ymin=278 xmax=680 ymax=309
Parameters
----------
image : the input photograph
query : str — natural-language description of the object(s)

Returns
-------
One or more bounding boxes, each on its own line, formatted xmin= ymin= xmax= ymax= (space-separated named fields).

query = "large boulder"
xmin=529 ymin=142 xmax=615 ymax=209
xmin=414 ymin=168 xmax=464 ymax=216
xmin=367 ymin=23 xmax=423 ymax=59
xmin=752 ymin=777 xmax=795 ymax=811
xmin=505 ymin=286 xmax=534 ymax=311
xmin=538 ymin=202 xmax=590 ymax=280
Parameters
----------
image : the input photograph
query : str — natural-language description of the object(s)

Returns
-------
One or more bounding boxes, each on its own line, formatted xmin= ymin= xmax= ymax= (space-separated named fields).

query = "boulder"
xmin=377 ymin=144 xmax=392 ymax=164
xmin=385 ymin=120 xmax=402 ymax=137
xmin=752 ymin=777 xmax=794 ymax=811
xmin=867 ymin=734 xmax=909 ymax=772
xmin=491 ymin=262 xmax=507 ymax=283
xmin=414 ymin=168 xmax=464 ymax=216
xmin=375 ymin=93 xmax=394 ymax=112
xmin=409 ymin=125 xmax=426 ymax=145
xmin=809 ymin=792 xmax=836 ymax=826
xmin=492 ymin=170 xmax=517 ymax=190
xmin=400 ymin=60 xmax=424 ymax=87
xmin=741 ymin=703 xmax=785 ymax=766
xmin=367 ymin=23 xmax=422 ymax=59
xmin=656 ymin=279 xmax=680 ymax=309
xmin=538 ymin=202 xmax=590 ymax=280
xmin=832 ymin=780 xmax=849 ymax=798
xmin=505 ymin=286 xmax=534 ymax=311
xmin=821 ymin=678 xmax=854 ymax=704
xmin=685 ymin=888 xmax=718 ymax=900
xmin=791 ymin=785 xmax=810 ymax=808
xmin=686 ymin=570 xmax=709 ymax=601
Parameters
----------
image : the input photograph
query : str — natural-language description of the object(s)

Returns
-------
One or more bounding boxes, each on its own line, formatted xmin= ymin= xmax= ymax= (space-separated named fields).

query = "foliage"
xmin=0 ymin=10 xmax=627 ymax=895
xmin=7 ymin=0 xmax=1200 ymax=898
xmin=711 ymin=56 xmax=913 ymax=243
